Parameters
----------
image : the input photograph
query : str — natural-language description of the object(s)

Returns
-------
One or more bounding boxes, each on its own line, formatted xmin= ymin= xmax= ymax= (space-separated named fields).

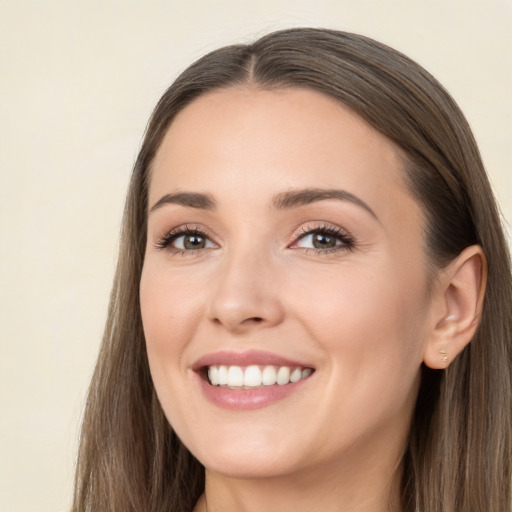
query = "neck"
xmin=194 ymin=452 xmax=403 ymax=512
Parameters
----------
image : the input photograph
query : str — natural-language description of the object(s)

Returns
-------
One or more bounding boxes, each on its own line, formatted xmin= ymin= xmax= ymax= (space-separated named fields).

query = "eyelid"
xmin=153 ymin=221 xmax=355 ymax=254
xmin=289 ymin=222 xmax=355 ymax=252
xmin=154 ymin=224 xmax=218 ymax=252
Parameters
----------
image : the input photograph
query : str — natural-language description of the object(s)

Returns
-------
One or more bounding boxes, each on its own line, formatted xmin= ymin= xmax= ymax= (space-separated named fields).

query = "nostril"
xmin=212 ymin=316 xmax=262 ymax=325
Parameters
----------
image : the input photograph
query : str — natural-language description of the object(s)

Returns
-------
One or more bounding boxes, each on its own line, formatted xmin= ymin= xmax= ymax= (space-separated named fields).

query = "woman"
xmin=73 ymin=28 xmax=512 ymax=512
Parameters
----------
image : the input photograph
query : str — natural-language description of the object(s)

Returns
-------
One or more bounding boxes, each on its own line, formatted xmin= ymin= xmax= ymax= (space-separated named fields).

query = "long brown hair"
xmin=73 ymin=28 xmax=512 ymax=512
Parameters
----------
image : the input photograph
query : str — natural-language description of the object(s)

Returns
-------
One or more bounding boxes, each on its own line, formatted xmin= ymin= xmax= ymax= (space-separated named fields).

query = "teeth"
xmin=206 ymin=364 xmax=313 ymax=388
xmin=218 ymin=365 xmax=228 ymax=386
xmin=208 ymin=365 xmax=219 ymax=385
xmin=244 ymin=365 xmax=262 ymax=386
xmin=290 ymin=367 xmax=302 ymax=383
xmin=262 ymin=365 xmax=277 ymax=385
xmin=276 ymin=366 xmax=290 ymax=385
xmin=301 ymin=368 xmax=313 ymax=379
xmin=228 ymin=366 xmax=244 ymax=387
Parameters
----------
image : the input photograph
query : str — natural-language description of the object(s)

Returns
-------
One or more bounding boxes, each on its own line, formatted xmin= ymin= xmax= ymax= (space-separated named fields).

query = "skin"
xmin=140 ymin=87 xmax=479 ymax=512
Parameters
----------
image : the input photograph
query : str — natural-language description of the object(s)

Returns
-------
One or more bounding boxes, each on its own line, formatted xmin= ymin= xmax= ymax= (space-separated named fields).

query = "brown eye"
xmin=311 ymin=233 xmax=338 ymax=249
xmin=293 ymin=227 xmax=355 ymax=252
xmin=160 ymin=230 xmax=216 ymax=252
xmin=296 ymin=231 xmax=342 ymax=250
xmin=180 ymin=234 xmax=206 ymax=250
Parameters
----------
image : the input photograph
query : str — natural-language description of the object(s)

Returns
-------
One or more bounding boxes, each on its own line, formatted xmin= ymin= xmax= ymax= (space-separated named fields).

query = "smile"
xmin=192 ymin=350 xmax=316 ymax=410
xmin=207 ymin=365 xmax=313 ymax=388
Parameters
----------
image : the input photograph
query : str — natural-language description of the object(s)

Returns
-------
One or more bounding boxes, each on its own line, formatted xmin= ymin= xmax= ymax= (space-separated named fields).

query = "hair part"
xmin=73 ymin=28 xmax=512 ymax=512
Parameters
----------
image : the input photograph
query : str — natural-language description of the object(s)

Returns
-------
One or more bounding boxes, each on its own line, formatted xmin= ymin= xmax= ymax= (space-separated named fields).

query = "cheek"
xmin=289 ymin=259 xmax=429 ymax=399
xmin=139 ymin=263 xmax=209 ymax=436
xmin=139 ymin=263 xmax=205 ymax=392
xmin=140 ymin=263 xmax=203 ymax=343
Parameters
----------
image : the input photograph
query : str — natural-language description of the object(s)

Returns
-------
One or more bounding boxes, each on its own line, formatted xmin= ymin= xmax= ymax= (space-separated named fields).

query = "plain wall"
xmin=0 ymin=1 xmax=510 ymax=511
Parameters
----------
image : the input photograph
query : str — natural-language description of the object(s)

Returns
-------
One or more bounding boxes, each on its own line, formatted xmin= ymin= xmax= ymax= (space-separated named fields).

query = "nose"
xmin=207 ymin=250 xmax=285 ymax=334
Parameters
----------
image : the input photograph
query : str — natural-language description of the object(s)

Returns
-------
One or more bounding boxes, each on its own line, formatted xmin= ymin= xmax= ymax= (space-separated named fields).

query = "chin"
xmin=201 ymin=453 xmax=296 ymax=480
xmin=185 ymin=431 xmax=304 ymax=480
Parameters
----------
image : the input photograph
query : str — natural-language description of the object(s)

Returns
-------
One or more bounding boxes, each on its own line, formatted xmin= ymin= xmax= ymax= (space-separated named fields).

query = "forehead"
xmin=152 ymin=86 xmax=400 ymax=173
xmin=149 ymin=86 xmax=418 ymax=223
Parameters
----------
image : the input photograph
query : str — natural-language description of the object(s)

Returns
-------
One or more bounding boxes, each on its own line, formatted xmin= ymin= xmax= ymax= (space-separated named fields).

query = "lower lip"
xmin=196 ymin=372 xmax=311 ymax=410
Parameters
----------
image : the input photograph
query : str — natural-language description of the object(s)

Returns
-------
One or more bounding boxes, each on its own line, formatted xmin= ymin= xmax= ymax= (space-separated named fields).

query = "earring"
xmin=440 ymin=316 xmax=454 ymax=364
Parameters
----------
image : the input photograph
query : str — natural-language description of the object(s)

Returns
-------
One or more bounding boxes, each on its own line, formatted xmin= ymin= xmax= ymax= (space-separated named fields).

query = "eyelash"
xmin=293 ymin=224 xmax=355 ymax=254
xmin=154 ymin=225 xmax=213 ymax=255
xmin=154 ymin=223 xmax=355 ymax=255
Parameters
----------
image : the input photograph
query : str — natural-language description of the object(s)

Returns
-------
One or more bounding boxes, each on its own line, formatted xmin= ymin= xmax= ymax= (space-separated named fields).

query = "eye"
xmin=173 ymin=233 xmax=214 ymax=250
xmin=297 ymin=232 xmax=339 ymax=249
xmin=292 ymin=225 xmax=354 ymax=252
xmin=155 ymin=227 xmax=216 ymax=253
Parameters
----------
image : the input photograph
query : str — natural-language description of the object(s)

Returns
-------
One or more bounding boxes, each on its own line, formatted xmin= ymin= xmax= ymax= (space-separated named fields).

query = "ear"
xmin=423 ymin=245 xmax=487 ymax=370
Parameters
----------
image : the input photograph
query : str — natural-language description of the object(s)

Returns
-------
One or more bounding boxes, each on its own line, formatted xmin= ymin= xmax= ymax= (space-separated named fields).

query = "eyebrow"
xmin=149 ymin=192 xmax=216 ymax=213
xmin=272 ymin=188 xmax=378 ymax=219
xmin=149 ymin=187 xmax=377 ymax=219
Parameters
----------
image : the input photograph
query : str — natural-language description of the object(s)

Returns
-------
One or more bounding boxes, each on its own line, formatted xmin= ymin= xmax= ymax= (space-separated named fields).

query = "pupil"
xmin=313 ymin=233 xmax=336 ymax=249
xmin=184 ymin=235 xmax=205 ymax=249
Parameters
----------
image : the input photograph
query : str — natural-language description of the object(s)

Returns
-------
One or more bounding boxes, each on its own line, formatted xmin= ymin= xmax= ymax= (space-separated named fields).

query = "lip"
xmin=192 ymin=350 xmax=315 ymax=411
xmin=192 ymin=349 xmax=312 ymax=371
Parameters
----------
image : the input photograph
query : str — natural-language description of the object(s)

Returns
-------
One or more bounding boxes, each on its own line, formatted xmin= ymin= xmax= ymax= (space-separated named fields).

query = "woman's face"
xmin=140 ymin=87 xmax=438 ymax=480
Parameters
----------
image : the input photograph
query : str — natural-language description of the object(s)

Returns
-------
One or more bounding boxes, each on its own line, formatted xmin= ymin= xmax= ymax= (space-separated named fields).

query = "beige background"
xmin=0 ymin=1 xmax=510 ymax=511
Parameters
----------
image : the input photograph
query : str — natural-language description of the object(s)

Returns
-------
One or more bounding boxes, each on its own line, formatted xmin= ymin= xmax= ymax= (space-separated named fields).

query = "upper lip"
xmin=192 ymin=350 xmax=314 ymax=371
